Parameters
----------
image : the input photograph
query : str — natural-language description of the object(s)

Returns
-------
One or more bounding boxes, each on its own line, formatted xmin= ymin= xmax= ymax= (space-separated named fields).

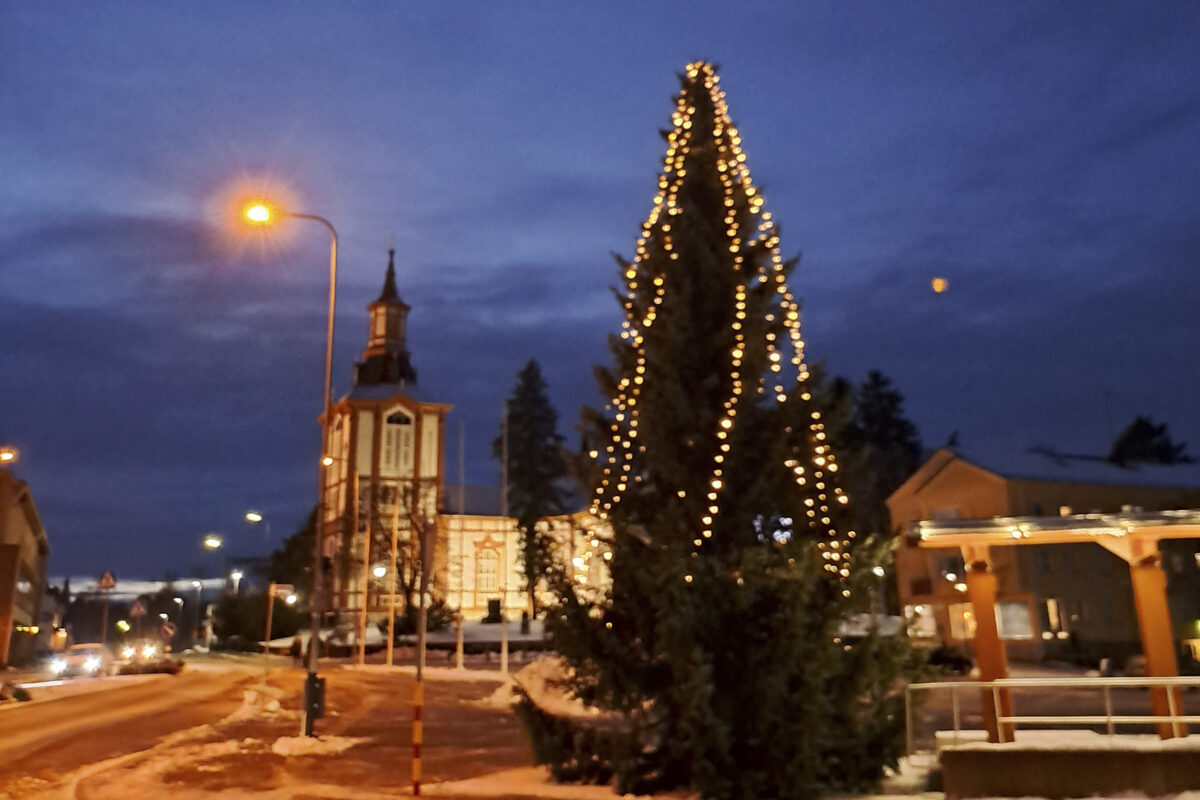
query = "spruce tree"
xmin=496 ymin=360 xmax=568 ymax=615
xmin=528 ymin=63 xmax=917 ymax=799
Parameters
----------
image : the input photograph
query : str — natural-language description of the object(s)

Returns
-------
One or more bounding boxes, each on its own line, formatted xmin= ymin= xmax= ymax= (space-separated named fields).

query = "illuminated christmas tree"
xmin=525 ymin=62 xmax=913 ymax=800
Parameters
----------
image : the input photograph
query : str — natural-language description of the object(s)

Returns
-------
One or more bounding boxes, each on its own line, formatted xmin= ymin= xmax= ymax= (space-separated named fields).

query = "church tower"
xmin=321 ymin=250 xmax=451 ymax=624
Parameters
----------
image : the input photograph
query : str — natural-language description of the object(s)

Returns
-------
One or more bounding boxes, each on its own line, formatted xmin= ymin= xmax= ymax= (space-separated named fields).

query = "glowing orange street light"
xmin=238 ymin=196 xmax=339 ymax=738
xmin=0 ymin=445 xmax=17 ymax=465
xmin=931 ymin=277 xmax=949 ymax=294
xmin=245 ymin=203 xmax=273 ymax=224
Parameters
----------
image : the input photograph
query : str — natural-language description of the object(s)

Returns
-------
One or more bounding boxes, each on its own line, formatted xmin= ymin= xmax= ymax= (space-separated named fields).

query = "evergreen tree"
xmin=839 ymin=370 xmax=923 ymax=539
xmin=495 ymin=360 xmax=568 ymax=615
xmin=525 ymin=63 xmax=916 ymax=800
xmin=268 ymin=507 xmax=317 ymax=598
xmin=1108 ymin=415 xmax=1193 ymax=466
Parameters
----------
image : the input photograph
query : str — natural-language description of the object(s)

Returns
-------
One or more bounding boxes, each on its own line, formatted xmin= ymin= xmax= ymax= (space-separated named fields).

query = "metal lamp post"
xmin=244 ymin=201 xmax=338 ymax=737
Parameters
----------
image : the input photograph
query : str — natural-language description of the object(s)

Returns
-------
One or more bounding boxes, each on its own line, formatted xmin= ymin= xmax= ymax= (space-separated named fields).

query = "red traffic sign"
xmin=98 ymin=572 xmax=116 ymax=590
xmin=129 ymin=600 xmax=147 ymax=618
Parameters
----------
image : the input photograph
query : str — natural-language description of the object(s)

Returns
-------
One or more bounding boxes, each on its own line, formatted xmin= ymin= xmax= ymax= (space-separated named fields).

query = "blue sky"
xmin=2 ymin=3 xmax=1198 ymax=577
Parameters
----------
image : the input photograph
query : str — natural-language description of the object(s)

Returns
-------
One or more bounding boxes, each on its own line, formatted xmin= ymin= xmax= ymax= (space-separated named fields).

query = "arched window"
xmin=476 ymin=549 xmax=499 ymax=593
xmin=382 ymin=410 xmax=414 ymax=473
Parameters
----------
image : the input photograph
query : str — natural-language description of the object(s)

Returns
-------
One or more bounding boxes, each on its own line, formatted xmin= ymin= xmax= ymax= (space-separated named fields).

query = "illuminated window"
xmin=997 ymin=601 xmax=1034 ymax=639
xmin=476 ymin=549 xmax=498 ymax=593
xmin=382 ymin=411 xmax=414 ymax=472
xmin=948 ymin=602 xmax=976 ymax=640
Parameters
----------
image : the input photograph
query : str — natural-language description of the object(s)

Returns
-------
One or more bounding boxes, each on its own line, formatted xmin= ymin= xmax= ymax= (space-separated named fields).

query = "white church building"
xmin=319 ymin=251 xmax=608 ymax=625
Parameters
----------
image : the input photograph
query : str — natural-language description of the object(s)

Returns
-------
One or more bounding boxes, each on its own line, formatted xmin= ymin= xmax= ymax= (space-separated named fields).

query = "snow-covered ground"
xmin=0 ymin=672 xmax=165 ymax=709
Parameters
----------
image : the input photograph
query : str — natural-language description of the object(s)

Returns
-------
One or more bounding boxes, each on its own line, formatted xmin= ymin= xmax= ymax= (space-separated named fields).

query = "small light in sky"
xmin=931 ymin=277 xmax=949 ymax=294
xmin=0 ymin=445 xmax=18 ymax=464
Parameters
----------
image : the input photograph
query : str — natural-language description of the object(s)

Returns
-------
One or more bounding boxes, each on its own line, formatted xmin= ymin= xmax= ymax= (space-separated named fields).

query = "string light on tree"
xmin=586 ymin=61 xmax=854 ymax=587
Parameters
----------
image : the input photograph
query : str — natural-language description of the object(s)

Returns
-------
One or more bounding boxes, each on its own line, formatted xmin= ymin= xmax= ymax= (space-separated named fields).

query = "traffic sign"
xmin=98 ymin=572 xmax=116 ymax=590
xmin=272 ymin=584 xmax=295 ymax=598
xmin=130 ymin=600 xmax=147 ymax=618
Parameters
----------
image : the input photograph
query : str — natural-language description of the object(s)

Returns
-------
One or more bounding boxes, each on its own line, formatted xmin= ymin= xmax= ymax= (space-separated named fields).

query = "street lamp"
xmin=0 ymin=445 xmax=17 ymax=465
xmin=245 ymin=510 xmax=271 ymax=547
xmin=230 ymin=570 xmax=244 ymax=594
xmin=243 ymin=198 xmax=339 ymax=737
xmin=372 ymin=564 xmax=387 ymax=579
xmin=203 ymin=533 xmax=224 ymax=551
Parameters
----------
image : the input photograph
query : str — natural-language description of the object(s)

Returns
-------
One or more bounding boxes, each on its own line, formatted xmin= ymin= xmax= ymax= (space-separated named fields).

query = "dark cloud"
xmin=2 ymin=3 xmax=1198 ymax=576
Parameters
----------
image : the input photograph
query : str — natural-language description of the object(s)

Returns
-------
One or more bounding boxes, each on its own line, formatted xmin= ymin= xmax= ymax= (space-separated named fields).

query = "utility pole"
xmin=499 ymin=403 xmax=509 ymax=675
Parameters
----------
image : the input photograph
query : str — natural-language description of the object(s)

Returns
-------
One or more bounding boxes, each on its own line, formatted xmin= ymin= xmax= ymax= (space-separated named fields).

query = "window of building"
xmin=948 ymin=602 xmax=976 ymax=640
xmin=382 ymin=411 xmax=414 ymax=472
xmin=1039 ymin=597 xmax=1070 ymax=640
xmin=997 ymin=601 xmax=1034 ymax=639
xmin=476 ymin=549 xmax=499 ymax=593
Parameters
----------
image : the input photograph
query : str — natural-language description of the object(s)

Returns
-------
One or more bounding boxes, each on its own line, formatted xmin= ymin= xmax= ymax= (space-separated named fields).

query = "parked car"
xmin=48 ymin=643 xmax=114 ymax=678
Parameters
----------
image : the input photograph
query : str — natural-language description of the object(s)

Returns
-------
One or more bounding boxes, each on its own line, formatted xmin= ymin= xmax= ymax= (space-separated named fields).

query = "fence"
xmin=905 ymin=676 xmax=1200 ymax=754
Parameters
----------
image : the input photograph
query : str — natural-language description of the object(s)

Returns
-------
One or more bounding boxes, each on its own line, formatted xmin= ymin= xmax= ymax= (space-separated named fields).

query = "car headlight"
xmin=49 ymin=658 xmax=66 ymax=674
xmin=141 ymin=644 xmax=157 ymax=659
xmin=122 ymin=647 xmax=136 ymax=659
xmin=83 ymin=656 xmax=102 ymax=672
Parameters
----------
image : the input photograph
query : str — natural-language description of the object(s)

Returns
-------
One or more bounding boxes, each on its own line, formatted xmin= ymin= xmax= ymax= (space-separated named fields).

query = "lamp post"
xmin=244 ymin=200 xmax=338 ymax=737
xmin=230 ymin=570 xmax=244 ymax=595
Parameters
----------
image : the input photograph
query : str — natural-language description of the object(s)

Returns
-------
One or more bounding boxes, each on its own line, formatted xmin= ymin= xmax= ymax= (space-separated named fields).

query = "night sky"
xmin=3 ymin=4 xmax=1198 ymax=578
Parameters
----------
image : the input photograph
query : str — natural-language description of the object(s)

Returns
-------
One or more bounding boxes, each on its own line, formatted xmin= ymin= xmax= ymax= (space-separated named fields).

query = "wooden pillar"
xmin=963 ymin=546 xmax=1014 ymax=742
xmin=1129 ymin=552 xmax=1185 ymax=739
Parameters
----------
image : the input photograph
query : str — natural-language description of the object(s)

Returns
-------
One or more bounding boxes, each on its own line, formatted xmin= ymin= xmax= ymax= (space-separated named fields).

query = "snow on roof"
xmin=345 ymin=381 xmax=437 ymax=403
xmin=957 ymin=447 xmax=1200 ymax=490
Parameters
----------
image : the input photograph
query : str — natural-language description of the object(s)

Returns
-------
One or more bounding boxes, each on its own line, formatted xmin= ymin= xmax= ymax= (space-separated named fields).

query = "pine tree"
xmin=1108 ymin=415 xmax=1193 ymax=466
xmin=838 ymin=370 xmax=923 ymax=540
xmin=527 ymin=63 xmax=917 ymax=800
xmin=495 ymin=360 xmax=568 ymax=615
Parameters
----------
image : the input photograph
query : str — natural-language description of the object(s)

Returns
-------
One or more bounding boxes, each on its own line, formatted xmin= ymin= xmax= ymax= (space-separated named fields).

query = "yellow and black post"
xmin=412 ymin=679 xmax=423 ymax=795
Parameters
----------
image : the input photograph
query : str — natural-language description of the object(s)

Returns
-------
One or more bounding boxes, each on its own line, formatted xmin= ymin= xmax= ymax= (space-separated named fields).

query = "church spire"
xmin=375 ymin=248 xmax=401 ymax=303
xmin=354 ymin=248 xmax=417 ymax=387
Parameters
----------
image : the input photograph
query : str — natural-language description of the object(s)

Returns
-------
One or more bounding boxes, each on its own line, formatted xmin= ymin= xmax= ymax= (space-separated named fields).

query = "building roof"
xmin=373 ymin=248 xmax=407 ymax=307
xmin=442 ymin=484 xmax=506 ymax=516
xmin=440 ymin=483 xmax=588 ymax=518
xmin=957 ymin=446 xmax=1200 ymax=490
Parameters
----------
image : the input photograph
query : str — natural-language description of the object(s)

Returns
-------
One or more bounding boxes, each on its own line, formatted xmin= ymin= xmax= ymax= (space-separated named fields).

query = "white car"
xmin=48 ymin=643 xmax=114 ymax=678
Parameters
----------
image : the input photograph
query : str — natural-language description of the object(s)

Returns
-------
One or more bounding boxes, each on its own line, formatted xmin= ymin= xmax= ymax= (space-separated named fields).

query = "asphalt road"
xmin=0 ymin=663 xmax=256 ymax=796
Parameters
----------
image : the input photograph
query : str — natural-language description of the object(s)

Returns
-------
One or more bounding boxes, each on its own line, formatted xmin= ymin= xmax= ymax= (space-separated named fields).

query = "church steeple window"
xmin=382 ymin=410 xmax=414 ymax=473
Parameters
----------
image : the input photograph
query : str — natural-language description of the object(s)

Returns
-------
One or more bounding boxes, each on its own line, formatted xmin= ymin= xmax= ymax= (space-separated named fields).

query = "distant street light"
xmin=372 ymin=564 xmax=387 ymax=579
xmin=245 ymin=510 xmax=271 ymax=548
xmin=241 ymin=197 xmax=339 ymax=738
xmin=0 ymin=445 xmax=17 ymax=465
xmin=230 ymin=570 xmax=244 ymax=594
xmin=285 ymin=593 xmax=298 ymax=606
xmin=203 ymin=533 xmax=224 ymax=551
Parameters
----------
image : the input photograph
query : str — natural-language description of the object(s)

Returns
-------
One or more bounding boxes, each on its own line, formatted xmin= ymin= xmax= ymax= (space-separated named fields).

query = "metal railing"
xmin=905 ymin=676 xmax=1200 ymax=754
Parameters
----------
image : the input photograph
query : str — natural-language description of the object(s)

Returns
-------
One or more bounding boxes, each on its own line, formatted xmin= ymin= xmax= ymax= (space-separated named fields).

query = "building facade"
xmin=0 ymin=467 xmax=49 ymax=666
xmin=889 ymin=447 xmax=1200 ymax=663
xmin=322 ymin=252 xmax=609 ymax=627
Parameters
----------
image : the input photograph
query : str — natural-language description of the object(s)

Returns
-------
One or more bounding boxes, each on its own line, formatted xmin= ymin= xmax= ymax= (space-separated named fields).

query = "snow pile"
xmin=424 ymin=765 xmax=678 ymax=798
xmin=948 ymin=729 xmax=1200 ymax=752
xmin=224 ymin=684 xmax=293 ymax=722
xmin=270 ymin=734 xmax=365 ymax=757
xmin=343 ymin=663 xmax=508 ymax=683
xmin=475 ymin=678 xmax=518 ymax=709
xmin=512 ymin=657 xmax=614 ymax=721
